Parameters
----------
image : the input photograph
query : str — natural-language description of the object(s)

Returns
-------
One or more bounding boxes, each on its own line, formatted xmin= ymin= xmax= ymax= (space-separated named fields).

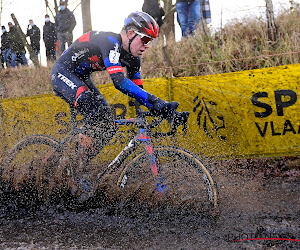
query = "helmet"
xmin=124 ymin=11 xmax=159 ymax=39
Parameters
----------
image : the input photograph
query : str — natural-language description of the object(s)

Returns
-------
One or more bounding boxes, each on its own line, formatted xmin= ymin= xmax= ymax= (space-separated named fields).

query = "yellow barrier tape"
xmin=0 ymin=65 xmax=299 ymax=159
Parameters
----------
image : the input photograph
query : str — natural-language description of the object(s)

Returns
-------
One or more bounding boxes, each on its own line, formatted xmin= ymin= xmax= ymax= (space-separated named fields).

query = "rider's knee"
xmin=75 ymin=90 xmax=113 ymax=121
xmin=81 ymin=120 xmax=118 ymax=159
xmin=75 ymin=90 xmax=95 ymax=117
xmin=75 ymin=90 xmax=118 ymax=149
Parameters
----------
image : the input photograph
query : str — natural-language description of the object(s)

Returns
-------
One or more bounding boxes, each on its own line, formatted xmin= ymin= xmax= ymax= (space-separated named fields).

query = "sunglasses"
xmin=134 ymin=31 xmax=154 ymax=45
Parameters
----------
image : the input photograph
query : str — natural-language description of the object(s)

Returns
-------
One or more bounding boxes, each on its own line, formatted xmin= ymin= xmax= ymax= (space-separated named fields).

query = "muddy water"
xmin=0 ymin=165 xmax=299 ymax=249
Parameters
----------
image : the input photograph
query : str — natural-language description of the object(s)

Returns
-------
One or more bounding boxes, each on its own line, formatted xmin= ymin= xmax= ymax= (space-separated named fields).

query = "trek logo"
xmin=57 ymin=73 xmax=77 ymax=89
xmin=72 ymin=48 xmax=89 ymax=62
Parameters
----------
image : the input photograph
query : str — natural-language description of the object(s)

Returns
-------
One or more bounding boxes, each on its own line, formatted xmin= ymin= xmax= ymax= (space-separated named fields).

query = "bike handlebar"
xmin=152 ymin=110 xmax=190 ymax=137
xmin=136 ymin=101 xmax=190 ymax=137
xmin=69 ymin=101 xmax=190 ymax=138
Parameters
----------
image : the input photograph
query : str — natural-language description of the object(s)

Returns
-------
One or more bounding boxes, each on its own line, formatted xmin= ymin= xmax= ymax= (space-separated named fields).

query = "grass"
xmin=1 ymin=7 xmax=300 ymax=98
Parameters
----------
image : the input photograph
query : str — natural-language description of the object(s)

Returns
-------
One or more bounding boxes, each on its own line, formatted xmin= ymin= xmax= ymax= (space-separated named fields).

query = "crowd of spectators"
xmin=0 ymin=0 xmax=76 ymax=68
xmin=0 ymin=0 xmax=211 ymax=68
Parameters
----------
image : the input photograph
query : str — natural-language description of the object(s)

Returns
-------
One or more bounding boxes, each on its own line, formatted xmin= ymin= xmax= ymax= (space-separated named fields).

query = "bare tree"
xmin=44 ymin=0 xmax=88 ymax=35
xmin=44 ymin=0 xmax=79 ymax=19
xmin=44 ymin=0 xmax=57 ymax=18
xmin=265 ymin=0 xmax=278 ymax=41
xmin=161 ymin=0 xmax=176 ymax=41
xmin=0 ymin=0 xmax=12 ymax=28
xmin=0 ymin=0 xmax=3 ymax=26
xmin=81 ymin=0 xmax=92 ymax=33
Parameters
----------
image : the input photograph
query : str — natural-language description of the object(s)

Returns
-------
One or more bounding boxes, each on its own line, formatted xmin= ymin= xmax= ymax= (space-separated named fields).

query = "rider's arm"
xmin=100 ymin=35 xmax=166 ymax=110
xmin=128 ymin=71 xmax=144 ymax=89
xmin=126 ymin=57 xmax=144 ymax=89
xmin=104 ymin=57 xmax=156 ymax=108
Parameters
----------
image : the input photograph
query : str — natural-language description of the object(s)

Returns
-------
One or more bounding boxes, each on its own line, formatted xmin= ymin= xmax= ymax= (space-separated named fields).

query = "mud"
xmin=0 ymin=160 xmax=299 ymax=249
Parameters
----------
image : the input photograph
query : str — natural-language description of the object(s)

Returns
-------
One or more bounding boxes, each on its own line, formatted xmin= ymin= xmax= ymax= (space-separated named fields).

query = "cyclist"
xmin=51 ymin=11 xmax=177 ymax=200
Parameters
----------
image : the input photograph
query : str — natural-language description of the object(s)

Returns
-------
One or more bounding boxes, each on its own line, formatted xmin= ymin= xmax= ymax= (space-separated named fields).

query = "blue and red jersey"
xmin=52 ymin=31 xmax=152 ymax=107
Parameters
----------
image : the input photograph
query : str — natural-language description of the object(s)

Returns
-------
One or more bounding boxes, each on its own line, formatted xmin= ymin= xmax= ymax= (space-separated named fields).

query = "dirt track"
xmin=0 ymin=161 xmax=299 ymax=249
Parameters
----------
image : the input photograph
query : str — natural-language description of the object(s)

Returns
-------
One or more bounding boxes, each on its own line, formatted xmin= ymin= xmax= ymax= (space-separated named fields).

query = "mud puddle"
xmin=0 ymin=162 xmax=299 ymax=249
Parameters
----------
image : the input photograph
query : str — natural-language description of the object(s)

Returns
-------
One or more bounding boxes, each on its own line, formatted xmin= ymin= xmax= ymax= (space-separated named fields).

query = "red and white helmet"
xmin=124 ymin=11 xmax=159 ymax=39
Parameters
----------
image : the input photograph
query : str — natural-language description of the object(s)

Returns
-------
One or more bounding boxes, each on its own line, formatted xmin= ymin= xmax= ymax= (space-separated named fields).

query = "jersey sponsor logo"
xmin=109 ymin=43 xmax=120 ymax=64
xmin=107 ymin=66 xmax=124 ymax=74
xmin=72 ymin=48 xmax=89 ymax=62
xmin=57 ymin=73 xmax=77 ymax=89
xmin=88 ymin=55 xmax=105 ymax=70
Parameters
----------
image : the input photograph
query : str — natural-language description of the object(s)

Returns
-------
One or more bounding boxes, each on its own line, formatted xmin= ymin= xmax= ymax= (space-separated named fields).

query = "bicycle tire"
xmin=99 ymin=145 xmax=218 ymax=213
xmin=1 ymin=135 xmax=63 ymax=193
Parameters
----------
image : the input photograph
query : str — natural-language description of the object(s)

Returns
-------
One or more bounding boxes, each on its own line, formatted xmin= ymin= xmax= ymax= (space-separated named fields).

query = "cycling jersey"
xmin=51 ymin=31 xmax=154 ymax=110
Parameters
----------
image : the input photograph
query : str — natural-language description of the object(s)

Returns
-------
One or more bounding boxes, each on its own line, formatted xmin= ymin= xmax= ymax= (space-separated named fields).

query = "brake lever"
xmin=172 ymin=111 xmax=190 ymax=134
xmin=181 ymin=111 xmax=190 ymax=134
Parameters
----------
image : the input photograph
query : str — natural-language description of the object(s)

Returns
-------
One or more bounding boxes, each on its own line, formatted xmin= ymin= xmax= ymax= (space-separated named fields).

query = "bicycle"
xmin=1 ymin=101 xmax=218 ymax=214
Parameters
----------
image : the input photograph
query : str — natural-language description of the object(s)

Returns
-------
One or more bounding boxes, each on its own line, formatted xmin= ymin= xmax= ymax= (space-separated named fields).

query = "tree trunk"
xmin=161 ymin=0 xmax=175 ymax=41
xmin=54 ymin=0 xmax=58 ymax=15
xmin=81 ymin=0 xmax=92 ymax=33
xmin=265 ymin=0 xmax=278 ymax=41
xmin=0 ymin=0 xmax=3 ymax=28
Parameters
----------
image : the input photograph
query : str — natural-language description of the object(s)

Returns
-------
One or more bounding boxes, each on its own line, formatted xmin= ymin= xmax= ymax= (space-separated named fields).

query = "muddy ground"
xmin=0 ymin=158 xmax=299 ymax=249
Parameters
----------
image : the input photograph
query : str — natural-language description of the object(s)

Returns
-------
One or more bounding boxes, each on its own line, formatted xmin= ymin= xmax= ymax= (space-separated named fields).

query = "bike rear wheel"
xmin=1 ymin=135 xmax=63 ymax=193
xmin=99 ymin=146 xmax=218 ymax=214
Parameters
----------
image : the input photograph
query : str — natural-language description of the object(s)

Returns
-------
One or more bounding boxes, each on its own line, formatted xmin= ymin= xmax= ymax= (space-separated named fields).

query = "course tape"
xmin=0 ymin=64 xmax=299 ymax=159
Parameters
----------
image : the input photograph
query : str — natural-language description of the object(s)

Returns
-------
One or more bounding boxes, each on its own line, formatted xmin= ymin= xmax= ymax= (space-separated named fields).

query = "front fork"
xmin=138 ymin=129 xmax=166 ymax=192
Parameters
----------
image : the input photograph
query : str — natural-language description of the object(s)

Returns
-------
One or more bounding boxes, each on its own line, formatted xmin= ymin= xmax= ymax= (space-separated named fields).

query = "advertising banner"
xmin=0 ymin=65 xmax=299 ymax=159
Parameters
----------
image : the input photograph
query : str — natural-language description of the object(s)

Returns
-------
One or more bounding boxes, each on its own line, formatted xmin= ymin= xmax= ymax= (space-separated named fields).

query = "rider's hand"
xmin=149 ymin=101 xmax=179 ymax=119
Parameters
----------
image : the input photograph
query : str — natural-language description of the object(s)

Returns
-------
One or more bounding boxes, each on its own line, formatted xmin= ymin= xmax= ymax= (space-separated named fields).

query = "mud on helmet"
xmin=124 ymin=11 xmax=159 ymax=53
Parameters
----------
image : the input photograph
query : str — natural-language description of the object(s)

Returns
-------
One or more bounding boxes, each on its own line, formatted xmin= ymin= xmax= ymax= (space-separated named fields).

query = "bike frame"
xmin=98 ymin=118 xmax=165 ymax=192
xmin=44 ymin=112 xmax=166 ymax=192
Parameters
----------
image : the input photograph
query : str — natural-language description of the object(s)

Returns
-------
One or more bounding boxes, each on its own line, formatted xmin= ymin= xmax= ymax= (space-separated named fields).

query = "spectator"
xmin=55 ymin=0 xmax=76 ymax=56
xmin=1 ymin=25 xmax=11 ymax=68
xmin=26 ymin=19 xmax=41 ymax=57
xmin=7 ymin=22 xmax=28 ymax=68
xmin=142 ymin=0 xmax=165 ymax=28
xmin=201 ymin=0 xmax=211 ymax=25
xmin=43 ymin=14 xmax=57 ymax=63
xmin=176 ymin=0 xmax=202 ymax=37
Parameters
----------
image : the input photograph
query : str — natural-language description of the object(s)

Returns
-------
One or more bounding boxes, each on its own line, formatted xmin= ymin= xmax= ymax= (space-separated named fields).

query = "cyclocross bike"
xmin=2 ymin=101 xmax=218 ymax=213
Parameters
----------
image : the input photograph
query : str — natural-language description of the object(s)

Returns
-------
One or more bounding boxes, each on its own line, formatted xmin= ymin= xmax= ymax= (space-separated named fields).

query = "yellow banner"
xmin=0 ymin=65 xmax=299 ymax=158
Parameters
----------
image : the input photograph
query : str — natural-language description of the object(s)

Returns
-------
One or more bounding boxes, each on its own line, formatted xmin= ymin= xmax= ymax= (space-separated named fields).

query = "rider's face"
xmin=127 ymin=30 xmax=150 ymax=57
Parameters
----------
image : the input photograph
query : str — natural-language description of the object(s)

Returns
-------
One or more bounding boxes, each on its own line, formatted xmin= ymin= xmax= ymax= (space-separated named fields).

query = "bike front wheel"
xmin=99 ymin=145 xmax=218 ymax=214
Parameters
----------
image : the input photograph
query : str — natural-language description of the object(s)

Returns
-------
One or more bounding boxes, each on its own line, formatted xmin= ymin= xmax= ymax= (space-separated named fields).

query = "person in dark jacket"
xmin=7 ymin=22 xmax=28 ymax=67
xmin=55 ymin=0 xmax=76 ymax=56
xmin=26 ymin=19 xmax=41 ymax=57
xmin=43 ymin=14 xmax=57 ymax=63
xmin=1 ymin=25 xmax=11 ymax=68
xmin=142 ymin=0 xmax=165 ymax=28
